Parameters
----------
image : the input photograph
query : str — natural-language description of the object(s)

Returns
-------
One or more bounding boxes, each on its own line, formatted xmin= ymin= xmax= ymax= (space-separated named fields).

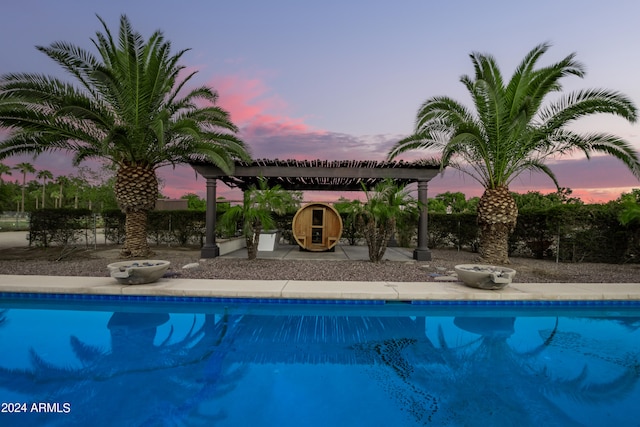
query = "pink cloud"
xmin=210 ymin=75 xmax=313 ymax=133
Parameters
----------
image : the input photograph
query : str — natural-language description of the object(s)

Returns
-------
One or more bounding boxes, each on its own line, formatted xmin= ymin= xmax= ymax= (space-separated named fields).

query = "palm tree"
xmin=13 ymin=162 xmax=35 ymax=213
xmin=50 ymin=191 xmax=60 ymax=209
xmin=68 ymin=176 xmax=86 ymax=209
xmin=219 ymin=180 xmax=300 ymax=260
xmin=334 ymin=198 xmax=364 ymax=246
xmin=0 ymin=162 xmax=11 ymax=183
xmin=54 ymin=175 xmax=68 ymax=208
xmin=388 ymin=43 xmax=640 ymax=264
xmin=36 ymin=169 xmax=53 ymax=209
xmin=0 ymin=15 xmax=250 ymax=257
xmin=357 ymin=179 xmax=417 ymax=262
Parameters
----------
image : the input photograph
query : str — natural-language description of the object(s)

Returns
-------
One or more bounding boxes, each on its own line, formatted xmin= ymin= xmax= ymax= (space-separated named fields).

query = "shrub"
xmin=29 ymin=208 xmax=92 ymax=247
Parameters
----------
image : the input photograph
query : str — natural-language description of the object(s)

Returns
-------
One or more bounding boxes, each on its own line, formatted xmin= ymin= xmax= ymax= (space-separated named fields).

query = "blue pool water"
xmin=0 ymin=295 xmax=639 ymax=427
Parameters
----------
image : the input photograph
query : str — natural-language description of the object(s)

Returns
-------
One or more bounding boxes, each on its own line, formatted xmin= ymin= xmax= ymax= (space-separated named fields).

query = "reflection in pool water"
xmin=0 ymin=298 xmax=638 ymax=426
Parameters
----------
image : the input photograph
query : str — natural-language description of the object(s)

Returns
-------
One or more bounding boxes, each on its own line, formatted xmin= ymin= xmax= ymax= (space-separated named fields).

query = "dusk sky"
xmin=2 ymin=0 xmax=640 ymax=203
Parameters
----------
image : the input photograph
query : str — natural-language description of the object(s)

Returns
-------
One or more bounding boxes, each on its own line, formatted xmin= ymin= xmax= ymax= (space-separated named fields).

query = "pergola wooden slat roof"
xmin=190 ymin=158 xmax=440 ymax=261
xmin=190 ymin=158 xmax=442 ymax=191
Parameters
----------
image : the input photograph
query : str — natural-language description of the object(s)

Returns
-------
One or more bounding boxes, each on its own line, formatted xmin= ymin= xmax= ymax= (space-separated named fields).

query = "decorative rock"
xmin=454 ymin=264 xmax=516 ymax=290
xmin=107 ymin=260 xmax=171 ymax=285
xmin=434 ymin=275 xmax=460 ymax=282
xmin=181 ymin=262 xmax=201 ymax=270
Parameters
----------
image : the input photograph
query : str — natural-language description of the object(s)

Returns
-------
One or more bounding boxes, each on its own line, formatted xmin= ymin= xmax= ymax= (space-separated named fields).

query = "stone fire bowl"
xmin=454 ymin=264 xmax=516 ymax=290
xmin=107 ymin=260 xmax=171 ymax=285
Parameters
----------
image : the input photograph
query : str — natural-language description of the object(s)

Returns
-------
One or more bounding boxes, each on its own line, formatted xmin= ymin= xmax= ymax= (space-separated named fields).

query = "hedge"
xmin=27 ymin=205 xmax=640 ymax=263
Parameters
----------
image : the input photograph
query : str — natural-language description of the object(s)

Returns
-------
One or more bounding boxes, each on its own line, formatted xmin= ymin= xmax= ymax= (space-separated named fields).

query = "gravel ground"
xmin=1 ymin=245 xmax=640 ymax=283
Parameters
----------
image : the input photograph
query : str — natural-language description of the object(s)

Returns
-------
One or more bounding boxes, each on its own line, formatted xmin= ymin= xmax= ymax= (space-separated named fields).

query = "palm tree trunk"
xmin=114 ymin=165 xmax=158 ymax=258
xmin=477 ymin=186 xmax=518 ymax=264
xmin=246 ymin=224 xmax=261 ymax=260
xmin=246 ymin=236 xmax=259 ymax=260
xmin=21 ymin=172 xmax=26 ymax=213
xmin=121 ymin=210 xmax=153 ymax=257
xmin=478 ymin=222 xmax=512 ymax=264
xmin=364 ymin=218 xmax=394 ymax=262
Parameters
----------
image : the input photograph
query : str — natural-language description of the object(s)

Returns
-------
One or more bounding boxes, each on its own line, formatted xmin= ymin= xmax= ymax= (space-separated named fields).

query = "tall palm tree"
xmin=68 ymin=176 xmax=86 ymax=209
xmin=29 ymin=189 xmax=41 ymax=209
xmin=50 ymin=191 xmax=60 ymax=209
xmin=54 ymin=175 xmax=69 ymax=208
xmin=36 ymin=169 xmax=53 ymax=209
xmin=388 ymin=43 xmax=640 ymax=264
xmin=13 ymin=162 xmax=35 ymax=213
xmin=0 ymin=162 xmax=11 ymax=183
xmin=0 ymin=15 xmax=250 ymax=257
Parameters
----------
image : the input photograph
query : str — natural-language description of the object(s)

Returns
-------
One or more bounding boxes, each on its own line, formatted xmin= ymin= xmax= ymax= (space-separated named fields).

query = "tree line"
xmin=0 ymin=162 xmax=118 ymax=213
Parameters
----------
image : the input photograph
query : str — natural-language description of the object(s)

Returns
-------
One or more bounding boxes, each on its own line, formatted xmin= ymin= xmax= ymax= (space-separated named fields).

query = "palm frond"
xmin=387 ymin=133 xmax=441 ymax=161
xmin=387 ymin=43 xmax=638 ymax=195
xmin=506 ymin=158 xmax=560 ymax=189
xmin=0 ymin=13 xmax=250 ymax=171
xmin=538 ymin=89 xmax=637 ymax=130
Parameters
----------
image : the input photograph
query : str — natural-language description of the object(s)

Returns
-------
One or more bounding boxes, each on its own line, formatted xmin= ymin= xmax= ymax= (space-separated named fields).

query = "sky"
xmin=1 ymin=0 xmax=640 ymax=203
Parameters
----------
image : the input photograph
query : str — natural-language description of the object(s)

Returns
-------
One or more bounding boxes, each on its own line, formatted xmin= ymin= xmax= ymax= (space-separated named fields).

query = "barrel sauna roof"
xmin=191 ymin=158 xmax=442 ymax=191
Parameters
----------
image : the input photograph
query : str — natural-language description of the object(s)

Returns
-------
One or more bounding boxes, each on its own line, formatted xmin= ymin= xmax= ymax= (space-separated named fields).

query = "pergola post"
xmin=413 ymin=179 xmax=431 ymax=261
xmin=192 ymin=160 xmax=441 ymax=260
xmin=201 ymin=177 xmax=220 ymax=258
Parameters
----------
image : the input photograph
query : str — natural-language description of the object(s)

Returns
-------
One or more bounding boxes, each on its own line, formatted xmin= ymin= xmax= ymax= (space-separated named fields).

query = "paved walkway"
xmin=0 ymin=230 xmax=30 ymax=249
xmin=0 ymin=231 xmax=413 ymax=261
xmin=221 ymin=245 xmax=415 ymax=262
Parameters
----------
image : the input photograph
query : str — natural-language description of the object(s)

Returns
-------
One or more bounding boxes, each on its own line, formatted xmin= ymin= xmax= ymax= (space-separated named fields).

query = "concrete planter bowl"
xmin=107 ymin=260 xmax=171 ymax=285
xmin=454 ymin=264 xmax=516 ymax=290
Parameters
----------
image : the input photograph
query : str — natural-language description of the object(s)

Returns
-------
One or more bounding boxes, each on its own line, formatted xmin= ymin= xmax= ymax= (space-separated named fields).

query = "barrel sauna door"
xmin=292 ymin=203 xmax=343 ymax=251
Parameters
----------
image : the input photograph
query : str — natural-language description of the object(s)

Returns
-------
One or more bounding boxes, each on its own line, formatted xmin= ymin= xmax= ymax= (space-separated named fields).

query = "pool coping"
xmin=1 ymin=275 xmax=639 ymax=301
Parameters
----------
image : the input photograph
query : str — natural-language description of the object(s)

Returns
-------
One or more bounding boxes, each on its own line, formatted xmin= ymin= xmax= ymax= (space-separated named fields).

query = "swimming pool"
xmin=0 ymin=294 xmax=638 ymax=426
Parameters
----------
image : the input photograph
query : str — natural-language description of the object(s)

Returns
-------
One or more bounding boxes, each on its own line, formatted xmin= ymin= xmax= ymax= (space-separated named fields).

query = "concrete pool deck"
xmin=1 ymin=274 xmax=639 ymax=301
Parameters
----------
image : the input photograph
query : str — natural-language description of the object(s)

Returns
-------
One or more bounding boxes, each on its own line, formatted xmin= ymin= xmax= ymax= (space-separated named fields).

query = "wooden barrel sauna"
xmin=292 ymin=203 xmax=343 ymax=251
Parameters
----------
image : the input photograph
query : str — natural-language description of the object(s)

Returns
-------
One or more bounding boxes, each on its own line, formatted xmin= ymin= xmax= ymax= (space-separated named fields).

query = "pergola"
xmin=190 ymin=159 xmax=441 ymax=260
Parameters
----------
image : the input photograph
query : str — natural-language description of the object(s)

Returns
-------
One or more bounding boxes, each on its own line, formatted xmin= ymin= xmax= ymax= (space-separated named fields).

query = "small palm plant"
xmin=357 ymin=179 xmax=417 ymax=262
xmin=334 ymin=198 xmax=364 ymax=245
xmin=220 ymin=180 xmax=300 ymax=260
